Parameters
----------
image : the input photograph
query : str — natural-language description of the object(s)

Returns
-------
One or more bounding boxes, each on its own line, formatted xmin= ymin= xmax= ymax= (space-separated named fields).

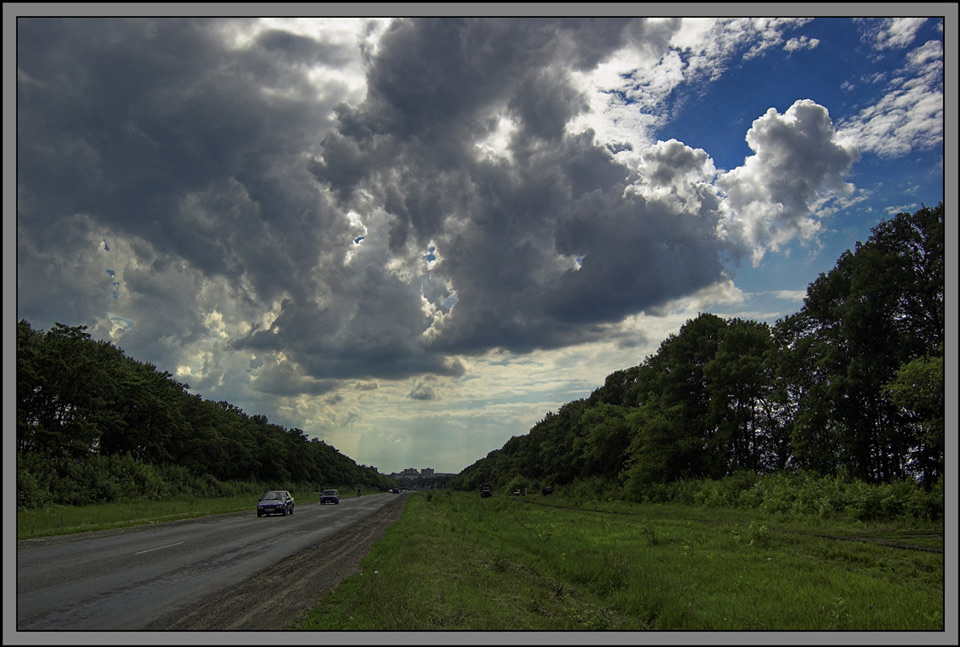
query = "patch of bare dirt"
xmin=143 ymin=494 xmax=409 ymax=630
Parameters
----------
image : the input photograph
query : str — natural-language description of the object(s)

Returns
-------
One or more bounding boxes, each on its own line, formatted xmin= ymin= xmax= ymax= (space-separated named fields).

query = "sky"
xmin=10 ymin=9 xmax=951 ymax=475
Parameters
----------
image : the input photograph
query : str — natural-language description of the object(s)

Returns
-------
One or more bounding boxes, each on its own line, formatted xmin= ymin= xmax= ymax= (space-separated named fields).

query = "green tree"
xmin=18 ymin=322 xmax=104 ymax=458
xmin=577 ymin=403 xmax=632 ymax=478
xmin=703 ymin=319 xmax=775 ymax=474
xmin=773 ymin=203 xmax=944 ymax=482
xmin=622 ymin=395 xmax=691 ymax=492
xmin=884 ymin=354 xmax=944 ymax=486
xmin=624 ymin=313 xmax=726 ymax=482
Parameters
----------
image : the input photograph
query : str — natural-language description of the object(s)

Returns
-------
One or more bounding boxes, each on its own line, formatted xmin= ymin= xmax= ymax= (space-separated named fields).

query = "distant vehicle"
xmin=257 ymin=490 xmax=294 ymax=517
xmin=391 ymin=488 xmax=400 ymax=494
xmin=480 ymin=484 xmax=493 ymax=497
xmin=320 ymin=489 xmax=340 ymax=505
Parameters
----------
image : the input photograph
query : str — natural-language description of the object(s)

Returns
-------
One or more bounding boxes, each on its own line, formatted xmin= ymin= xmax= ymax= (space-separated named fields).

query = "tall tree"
xmin=577 ymin=403 xmax=632 ymax=478
xmin=704 ymin=319 xmax=775 ymax=474
xmin=773 ymin=203 xmax=944 ymax=482
xmin=623 ymin=313 xmax=727 ymax=483
xmin=884 ymin=354 xmax=944 ymax=487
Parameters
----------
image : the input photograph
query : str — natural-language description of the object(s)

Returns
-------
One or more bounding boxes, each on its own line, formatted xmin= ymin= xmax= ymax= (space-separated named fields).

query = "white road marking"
xmin=135 ymin=541 xmax=185 ymax=555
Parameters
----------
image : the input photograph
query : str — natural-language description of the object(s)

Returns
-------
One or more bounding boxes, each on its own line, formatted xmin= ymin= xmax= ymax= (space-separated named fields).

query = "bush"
xmin=567 ymin=475 xmax=619 ymax=503
xmin=16 ymin=456 xmax=51 ymax=510
xmin=637 ymin=482 xmax=673 ymax=504
xmin=706 ymin=470 xmax=759 ymax=507
xmin=729 ymin=471 xmax=942 ymax=522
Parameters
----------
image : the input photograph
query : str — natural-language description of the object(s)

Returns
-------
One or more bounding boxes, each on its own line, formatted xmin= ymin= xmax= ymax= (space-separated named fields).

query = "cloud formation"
xmin=15 ymin=18 xmax=881 ymax=378
xmin=716 ymin=99 xmax=860 ymax=264
xmin=837 ymin=37 xmax=944 ymax=157
xmin=15 ymin=17 xmax=944 ymax=471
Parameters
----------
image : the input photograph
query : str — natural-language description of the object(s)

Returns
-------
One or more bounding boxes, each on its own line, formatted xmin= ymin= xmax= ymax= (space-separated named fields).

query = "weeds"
xmin=831 ymin=596 xmax=848 ymax=630
xmin=617 ymin=470 xmax=944 ymax=523
xmin=638 ymin=521 xmax=660 ymax=545
xmin=293 ymin=492 xmax=943 ymax=631
xmin=748 ymin=521 xmax=770 ymax=547
xmin=732 ymin=521 xmax=771 ymax=548
xmin=491 ymin=547 xmax=508 ymax=573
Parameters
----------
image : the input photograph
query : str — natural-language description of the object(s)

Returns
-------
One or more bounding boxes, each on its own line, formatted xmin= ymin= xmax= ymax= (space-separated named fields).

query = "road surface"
xmin=17 ymin=492 xmax=408 ymax=631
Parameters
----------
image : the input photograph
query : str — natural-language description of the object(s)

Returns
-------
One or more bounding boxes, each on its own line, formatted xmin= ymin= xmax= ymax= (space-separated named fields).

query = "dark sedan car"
xmin=257 ymin=490 xmax=295 ymax=517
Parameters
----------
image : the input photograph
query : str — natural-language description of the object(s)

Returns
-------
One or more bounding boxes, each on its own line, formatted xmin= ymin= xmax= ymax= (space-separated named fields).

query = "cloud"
xmin=409 ymin=378 xmax=439 ymax=401
xmin=16 ymin=17 xmax=870 ymax=425
xmin=569 ymin=18 xmax=814 ymax=147
xmin=783 ymin=36 xmax=820 ymax=52
xmin=767 ymin=289 xmax=808 ymax=302
xmin=671 ymin=18 xmax=812 ymax=67
xmin=251 ymin=357 xmax=340 ymax=397
xmin=858 ymin=17 xmax=928 ymax=51
xmin=836 ymin=38 xmax=943 ymax=157
xmin=716 ymin=100 xmax=860 ymax=265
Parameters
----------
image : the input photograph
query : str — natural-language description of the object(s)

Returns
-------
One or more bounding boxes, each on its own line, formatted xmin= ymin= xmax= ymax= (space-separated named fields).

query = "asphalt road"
xmin=17 ymin=493 xmax=399 ymax=631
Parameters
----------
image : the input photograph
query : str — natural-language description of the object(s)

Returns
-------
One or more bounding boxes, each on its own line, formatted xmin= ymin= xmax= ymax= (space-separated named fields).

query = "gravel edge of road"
xmin=141 ymin=493 xmax=411 ymax=631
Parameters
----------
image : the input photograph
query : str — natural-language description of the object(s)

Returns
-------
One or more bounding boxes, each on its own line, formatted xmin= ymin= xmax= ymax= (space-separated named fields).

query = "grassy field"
xmin=293 ymin=490 xmax=944 ymax=631
xmin=16 ymin=488 xmax=361 ymax=539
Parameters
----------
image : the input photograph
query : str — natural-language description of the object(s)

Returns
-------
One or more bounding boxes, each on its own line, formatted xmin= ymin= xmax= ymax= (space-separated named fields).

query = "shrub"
xmin=670 ymin=479 xmax=699 ymax=505
xmin=16 ymin=458 xmax=51 ymax=510
xmin=639 ymin=482 xmax=673 ymax=504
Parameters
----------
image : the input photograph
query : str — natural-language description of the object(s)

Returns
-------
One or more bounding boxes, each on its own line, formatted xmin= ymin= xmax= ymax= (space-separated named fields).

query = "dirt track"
xmin=143 ymin=493 xmax=409 ymax=630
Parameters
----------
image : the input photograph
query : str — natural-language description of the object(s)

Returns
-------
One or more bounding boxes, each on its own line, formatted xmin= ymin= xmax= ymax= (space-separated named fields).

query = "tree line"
xmin=17 ymin=321 xmax=396 ymax=508
xmin=452 ymin=203 xmax=945 ymax=508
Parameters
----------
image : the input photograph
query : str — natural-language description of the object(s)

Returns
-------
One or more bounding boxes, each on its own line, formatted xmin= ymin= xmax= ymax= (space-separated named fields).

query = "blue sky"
xmin=11 ymin=11 xmax=950 ymax=474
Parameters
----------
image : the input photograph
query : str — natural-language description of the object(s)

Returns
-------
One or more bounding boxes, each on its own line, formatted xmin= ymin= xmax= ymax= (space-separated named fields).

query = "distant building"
xmin=386 ymin=467 xmax=457 ymax=484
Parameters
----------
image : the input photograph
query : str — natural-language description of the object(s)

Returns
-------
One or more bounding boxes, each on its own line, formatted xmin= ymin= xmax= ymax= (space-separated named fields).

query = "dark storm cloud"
xmin=231 ymin=264 xmax=467 ymax=381
xmin=310 ymin=17 xmax=727 ymax=356
xmin=16 ymin=17 xmax=362 ymax=382
xmin=17 ymin=18 xmax=347 ymax=299
xmin=252 ymin=360 xmax=340 ymax=398
xmin=311 ymin=18 xmax=633 ymax=199
xmin=507 ymin=67 xmax=589 ymax=141
xmin=19 ymin=17 xmax=840 ymax=396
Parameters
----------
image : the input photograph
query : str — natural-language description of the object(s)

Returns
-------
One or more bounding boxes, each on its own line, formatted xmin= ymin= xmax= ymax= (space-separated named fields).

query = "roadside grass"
xmin=16 ymin=488 xmax=370 ymax=539
xmin=292 ymin=491 xmax=944 ymax=631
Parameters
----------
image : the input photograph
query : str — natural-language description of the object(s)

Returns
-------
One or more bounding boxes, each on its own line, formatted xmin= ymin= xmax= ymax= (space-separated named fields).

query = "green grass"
xmin=16 ymin=488 xmax=367 ymax=539
xmin=293 ymin=491 xmax=944 ymax=631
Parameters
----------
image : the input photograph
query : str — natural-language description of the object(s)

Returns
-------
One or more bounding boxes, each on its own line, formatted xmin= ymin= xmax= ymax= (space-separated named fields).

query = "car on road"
xmin=257 ymin=490 xmax=294 ymax=517
xmin=320 ymin=489 xmax=340 ymax=505
xmin=480 ymin=484 xmax=493 ymax=497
